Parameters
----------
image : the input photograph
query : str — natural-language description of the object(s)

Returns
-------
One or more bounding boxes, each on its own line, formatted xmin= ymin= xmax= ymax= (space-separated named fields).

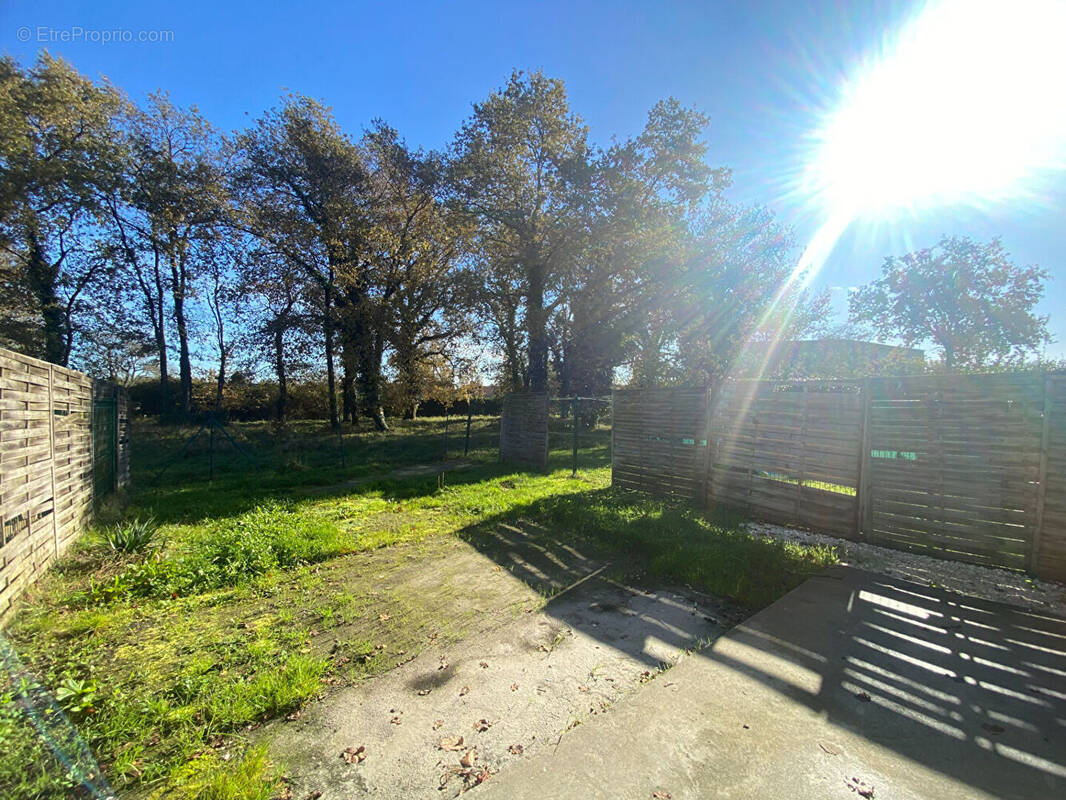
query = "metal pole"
xmin=571 ymin=397 xmax=579 ymax=478
xmin=442 ymin=409 xmax=450 ymax=462
xmin=463 ymin=401 xmax=473 ymax=457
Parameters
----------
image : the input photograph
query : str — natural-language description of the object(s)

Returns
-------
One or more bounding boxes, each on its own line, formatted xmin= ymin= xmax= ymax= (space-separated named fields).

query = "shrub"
xmin=100 ymin=518 xmax=158 ymax=554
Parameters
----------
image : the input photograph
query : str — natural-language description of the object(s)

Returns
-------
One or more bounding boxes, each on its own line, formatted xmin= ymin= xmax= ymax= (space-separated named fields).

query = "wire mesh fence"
xmin=137 ymin=411 xmax=503 ymax=486
xmin=548 ymin=396 xmax=612 ymax=477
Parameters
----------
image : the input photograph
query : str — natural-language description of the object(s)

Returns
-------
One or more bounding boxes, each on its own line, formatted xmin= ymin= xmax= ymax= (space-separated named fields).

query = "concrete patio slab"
xmin=475 ymin=566 xmax=1066 ymax=800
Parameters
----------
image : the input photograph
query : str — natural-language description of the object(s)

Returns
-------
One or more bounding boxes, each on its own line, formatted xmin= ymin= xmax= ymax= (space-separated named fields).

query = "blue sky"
xmin=3 ymin=0 xmax=1063 ymax=356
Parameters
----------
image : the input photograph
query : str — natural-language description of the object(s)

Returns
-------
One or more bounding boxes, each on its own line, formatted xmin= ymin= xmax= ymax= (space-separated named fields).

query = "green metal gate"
xmin=92 ymin=391 xmax=118 ymax=500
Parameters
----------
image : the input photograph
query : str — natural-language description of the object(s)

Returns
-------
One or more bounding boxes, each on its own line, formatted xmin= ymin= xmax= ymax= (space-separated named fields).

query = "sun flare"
xmin=808 ymin=0 xmax=1066 ymax=221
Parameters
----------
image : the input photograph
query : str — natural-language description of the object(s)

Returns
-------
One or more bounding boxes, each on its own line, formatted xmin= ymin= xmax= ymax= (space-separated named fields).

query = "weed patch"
xmin=82 ymin=503 xmax=350 ymax=604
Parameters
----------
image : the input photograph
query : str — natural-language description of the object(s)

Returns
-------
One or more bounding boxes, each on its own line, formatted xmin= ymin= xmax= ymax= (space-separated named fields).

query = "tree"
xmin=0 ymin=54 xmax=124 ymax=366
xmin=69 ymin=280 xmax=155 ymax=384
xmin=105 ymin=93 xmax=228 ymax=415
xmin=624 ymin=199 xmax=826 ymax=386
xmin=234 ymin=94 xmax=370 ymax=429
xmin=239 ymin=249 xmax=317 ymax=422
xmin=451 ymin=70 xmax=590 ymax=392
xmin=556 ymin=99 xmax=726 ymax=395
xmin=849 ymin=235 xmax=1051 ymax=370
xmin=202 ymin=239 xmax=246 ymax=410
xmin=361 ymin=123 xmax=473 ymax=422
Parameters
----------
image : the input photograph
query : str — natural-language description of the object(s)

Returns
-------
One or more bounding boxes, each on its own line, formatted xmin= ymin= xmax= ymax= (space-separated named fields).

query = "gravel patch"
xmin=747 ymin=520 xmax=1066 ymax=618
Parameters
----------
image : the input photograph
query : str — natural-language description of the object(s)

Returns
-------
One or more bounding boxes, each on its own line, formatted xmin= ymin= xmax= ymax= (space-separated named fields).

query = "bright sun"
xmin=808 ymin=0 xmax=1066 ymax=220
xmin=741 ymin=0 xmax=1066 ymax=380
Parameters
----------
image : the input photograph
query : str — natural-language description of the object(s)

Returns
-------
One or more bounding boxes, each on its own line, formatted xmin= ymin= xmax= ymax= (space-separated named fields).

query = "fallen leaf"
xmin=459 ymin=685 xmax=470 ymax=696
xmin=508 ymin=743 xmax=524 ymax=755
xmin=439 ymin=736 xmax=465 ymax=751
xmin=652 ymin=792 xmax=672 ymax=799
xmin=390 ymin=715 xmax=402 ymax=725
xmin=438 ymin=655 xmax=448 ymax=670
xmin=417 ymin=689 xmax=431 ymax=696
xmin=433 ymin=719 xmax=444 ymax=730
xmin=285 ymin=710 xmax=301 ymax=721
xmin=844 ymin=777 xmax=875 ymax=799
xmin=460 ymin=749 xmax=477 ymax=768
xmin=306 ymin=792 xmax=323 ymax=800
xmin=473 ymin=768 xmax=490 ymax=785
xmin=855 ymin=691 xmax=872 ymax=702
xmin=379 ymin=613 xmax=390 ymax=622
xmin=473 ymin=718 xmax=492 ymax=732
xmin=479 ymin=661 xmax=489 ymax=669
xmin=819 ymin=741 xmax=842 ymax=756
xmin=578 ymin=685 xmax=590 ymax=693
xmin=341 ymin=746 xmax=366 ymax=764
xmin=510 ymin=683 xmax=519 ymax=692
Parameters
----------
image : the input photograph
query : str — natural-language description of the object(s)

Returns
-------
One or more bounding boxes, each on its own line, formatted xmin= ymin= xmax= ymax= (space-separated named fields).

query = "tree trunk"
xmin=359 ymin=331 xmax=389 ymax=431
xmin=215 ymin=351 xmax=226 ymax=410
xmin=526 ymin=265 xmax=549 ymax=392
xmin=410 ymin=401 xmax=419 ymax=420
xmin=154 ymin=316 xmax=170 ymax=405
xmin=341 ymin=340 xmax=358 ymax=425
xmin=273 ymin=325 xmax=287 ymax=421
xmin=148 ymin=249 xmax=171 ymax=408
xmin=24 ymin=225 xmax=66 ymax=365
xmin=171 ymin=256 xmax=193 ymax=418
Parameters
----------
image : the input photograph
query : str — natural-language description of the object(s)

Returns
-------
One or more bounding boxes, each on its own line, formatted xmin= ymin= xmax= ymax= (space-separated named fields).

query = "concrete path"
xmin=264 ymin=520 xmax=745 ymax=799
xmin=475 ymin=566 xmax=1066 ymax=800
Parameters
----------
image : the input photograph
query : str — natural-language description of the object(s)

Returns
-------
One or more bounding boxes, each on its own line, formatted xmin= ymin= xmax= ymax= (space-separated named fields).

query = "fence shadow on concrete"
xmin=457 ymin=516 xmax=735 ymax=671
xmin=704 ymin=567 xmax=1066 ymax=799
xmin=458 ymin=503 xmax=1066 ymax=799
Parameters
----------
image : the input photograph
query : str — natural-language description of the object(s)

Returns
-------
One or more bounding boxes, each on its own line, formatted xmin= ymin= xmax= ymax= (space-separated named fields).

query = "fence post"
xmin=855 ymin=378 xmax=872 ymax=538
xmin=700 ymin=386 xmax=714 ymax=510
xmin=1030 ymin=374 xmax=1052 ymax=573
xmin=47 ymin=365 xmax=59 ymax=557
xmin=442 ymin=410 xmax=450 ymax=462
xmin=112 ymin=383 xmax=120 ymax=492
xmin=571 ymin=397 xmax=579 ymax=477
xmin=463 ymin=402 xmax=473 ymax=457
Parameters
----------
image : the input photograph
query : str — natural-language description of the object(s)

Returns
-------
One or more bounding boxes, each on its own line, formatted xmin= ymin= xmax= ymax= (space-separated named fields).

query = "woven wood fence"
xmin=612 ymin=388 xmax=709 ymax=499
xmin=710 ymin=380 xmax=863 ymax=538
xmin=612 ymin=373 xmax=1066 ymax=582
xmin=499 ymin=393 xmax=550 ymax=469
xmin=1 ymin=347 xmax=128 ymax=620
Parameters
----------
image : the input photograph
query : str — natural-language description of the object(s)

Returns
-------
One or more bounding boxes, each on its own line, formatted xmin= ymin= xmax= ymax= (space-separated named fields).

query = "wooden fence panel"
xmin=612 ymin=388 xmax=709 ymax=500
xmin=1036 ymin=376 xmax=1066 ymax=581
xmin=708 ymin=380 xmax=862 ymax=537
xmin=0 ymin=347 xmax=126 ymax=621
xmin=608 ymin=373 xmax=1065 ymax=581
xmin=864 ymin=374 xmax=1044 ymax=570
xmin=499 ymin=393 xmax=549 ymax=469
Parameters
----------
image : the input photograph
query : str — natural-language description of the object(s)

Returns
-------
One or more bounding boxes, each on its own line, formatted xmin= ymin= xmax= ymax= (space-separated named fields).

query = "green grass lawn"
xmin=1 ymin=417 xmax=837 ymax=800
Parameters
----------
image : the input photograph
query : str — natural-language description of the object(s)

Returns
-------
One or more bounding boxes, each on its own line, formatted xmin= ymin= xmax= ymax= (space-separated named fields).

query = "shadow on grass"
xmin=129 ymin=433 xmax=612 ymax=526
